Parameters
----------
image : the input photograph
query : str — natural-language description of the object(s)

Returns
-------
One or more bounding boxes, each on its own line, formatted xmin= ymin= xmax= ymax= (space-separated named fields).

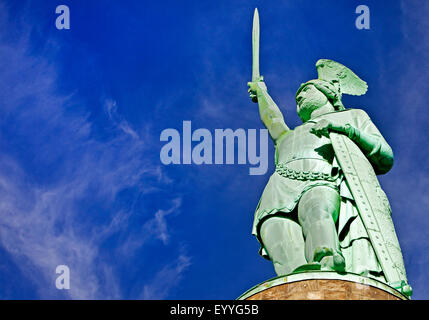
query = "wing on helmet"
xmin=316 ymin=59 xmax=368 ymax=96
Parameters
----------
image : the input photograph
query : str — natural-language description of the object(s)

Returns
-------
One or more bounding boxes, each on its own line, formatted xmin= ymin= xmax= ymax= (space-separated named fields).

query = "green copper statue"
xmin=247 ymin=8 xmax=412 ymax=297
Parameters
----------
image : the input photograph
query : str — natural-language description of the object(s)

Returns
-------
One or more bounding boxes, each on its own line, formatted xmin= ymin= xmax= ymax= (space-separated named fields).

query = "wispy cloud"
xmin=142 ymin=197 xmax=182 ymax=245
xmin=141 ymin=254 xmax=191 ymax=300
xmin=105 ymin=99 xmax=139 ymax=140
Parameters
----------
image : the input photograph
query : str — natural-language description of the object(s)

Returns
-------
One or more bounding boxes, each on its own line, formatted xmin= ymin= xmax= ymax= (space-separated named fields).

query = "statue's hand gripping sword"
xmin=248 ymin=8 xmax=264 ymax=103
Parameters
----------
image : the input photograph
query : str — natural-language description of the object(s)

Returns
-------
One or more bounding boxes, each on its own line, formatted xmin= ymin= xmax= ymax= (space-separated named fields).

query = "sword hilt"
xmin=248 ymin=75 xmax=265 ymax=103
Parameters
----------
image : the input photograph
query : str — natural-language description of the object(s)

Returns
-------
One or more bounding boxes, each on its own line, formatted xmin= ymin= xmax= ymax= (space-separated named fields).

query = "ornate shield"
xmin=330 ymin=132 xmax=409 ymax=293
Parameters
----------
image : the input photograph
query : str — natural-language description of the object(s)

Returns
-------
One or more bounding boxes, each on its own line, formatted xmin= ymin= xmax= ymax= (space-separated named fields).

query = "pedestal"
xmin=238 ymin=271 xmax=408 ymax=300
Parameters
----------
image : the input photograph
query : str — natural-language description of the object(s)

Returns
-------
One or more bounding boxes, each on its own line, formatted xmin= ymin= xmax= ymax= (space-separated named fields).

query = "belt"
xmin=275 ymin=162 xmax=338 ymax=182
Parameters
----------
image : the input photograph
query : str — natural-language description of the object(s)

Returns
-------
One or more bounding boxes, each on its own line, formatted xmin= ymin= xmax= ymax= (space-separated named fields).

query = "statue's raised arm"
xmin=247 ymin=8 xmax=290 ymax=142
xmin=248 ymin=81 xmax=290 ymax=142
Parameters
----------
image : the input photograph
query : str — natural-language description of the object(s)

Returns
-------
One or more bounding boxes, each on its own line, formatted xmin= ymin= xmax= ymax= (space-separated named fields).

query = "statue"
xmin=247 ymin=8 xmax=412 ymax=297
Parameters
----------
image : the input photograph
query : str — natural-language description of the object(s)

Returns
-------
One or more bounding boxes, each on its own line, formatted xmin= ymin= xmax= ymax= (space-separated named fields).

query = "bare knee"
xmin=259 ymin=216 xmax=307 ymax=275
xmin=298 ymin=186 xmax=340 ymax=225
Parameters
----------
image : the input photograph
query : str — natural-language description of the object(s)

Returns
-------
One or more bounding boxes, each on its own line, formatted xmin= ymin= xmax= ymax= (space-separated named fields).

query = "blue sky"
xmin=0 ymin=0 xmax=428 ymax=299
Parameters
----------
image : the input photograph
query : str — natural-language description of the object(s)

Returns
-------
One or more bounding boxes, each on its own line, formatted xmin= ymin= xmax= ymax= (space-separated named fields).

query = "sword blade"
xmin=252 ymin=8 xmax=260 ymax=82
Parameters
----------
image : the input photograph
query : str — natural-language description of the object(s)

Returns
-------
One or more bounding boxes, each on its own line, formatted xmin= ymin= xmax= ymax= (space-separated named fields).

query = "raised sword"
xmin=249 ymin=8 xmax=264 ymax=103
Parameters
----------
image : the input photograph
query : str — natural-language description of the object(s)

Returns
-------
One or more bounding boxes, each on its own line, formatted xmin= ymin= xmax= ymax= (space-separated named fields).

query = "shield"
xmin=330 ymin=132 xmax=409 ymax=293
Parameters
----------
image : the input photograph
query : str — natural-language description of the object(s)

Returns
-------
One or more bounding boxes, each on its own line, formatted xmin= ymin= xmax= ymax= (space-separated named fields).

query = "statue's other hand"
xmin=311 ymin=119 xmax=346 ymax=138
xmin=310 ymin=119 xmax=334 ymax=138
xmin=247 ymin=81 xmax=267 ymax=103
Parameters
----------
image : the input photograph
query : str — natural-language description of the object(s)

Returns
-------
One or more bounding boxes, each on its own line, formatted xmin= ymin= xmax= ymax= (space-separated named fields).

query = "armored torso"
xmin=276 ymin=119 xmax=336 ymax=177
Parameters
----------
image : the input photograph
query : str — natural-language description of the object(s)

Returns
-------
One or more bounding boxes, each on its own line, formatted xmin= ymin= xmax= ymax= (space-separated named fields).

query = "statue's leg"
xmin=298 ymin=185 xmax=345 ymax=271
xmin=260 ymin=216 xmax=307 ymax=276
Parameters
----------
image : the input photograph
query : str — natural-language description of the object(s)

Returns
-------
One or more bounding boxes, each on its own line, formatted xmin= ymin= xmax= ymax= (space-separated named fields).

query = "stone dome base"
xmin=238 ymin=271 xmax=408 ymax=300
